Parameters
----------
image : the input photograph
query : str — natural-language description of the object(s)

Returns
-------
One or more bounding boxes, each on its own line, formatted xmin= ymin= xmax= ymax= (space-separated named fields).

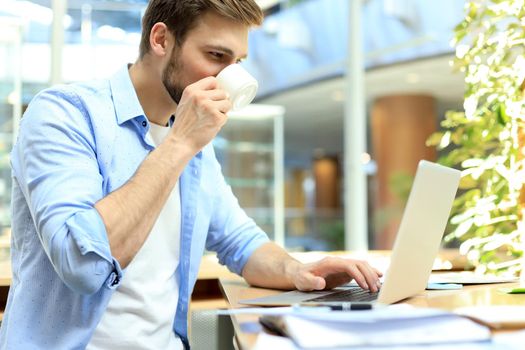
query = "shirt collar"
xmin=110 ymin=64 xmax=145 ymax=125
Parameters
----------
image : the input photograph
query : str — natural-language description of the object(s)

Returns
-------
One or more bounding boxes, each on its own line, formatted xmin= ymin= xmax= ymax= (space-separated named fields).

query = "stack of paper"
xmin=264 ymin=305 xmax=491 ymax=349
xmin=253 ymin=331 xmax=524 ymax=350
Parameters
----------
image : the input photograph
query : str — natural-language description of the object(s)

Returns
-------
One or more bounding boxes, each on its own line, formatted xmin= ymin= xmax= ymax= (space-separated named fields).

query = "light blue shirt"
xmin=0 ymin=65 xmax=269 ymax=349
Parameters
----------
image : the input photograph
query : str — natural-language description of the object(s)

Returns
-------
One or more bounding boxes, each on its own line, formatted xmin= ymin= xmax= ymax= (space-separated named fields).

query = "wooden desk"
xmin=0 ymin=260 xmax=11 ymax=288
xmin=219 ymin=277 xmax=525 ymax=350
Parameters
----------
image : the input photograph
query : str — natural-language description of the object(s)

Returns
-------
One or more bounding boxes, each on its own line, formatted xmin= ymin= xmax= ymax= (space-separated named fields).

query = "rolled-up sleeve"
xmin=204 ymin=148 xmax=269 ymax=275
xmin=11 ymin=88 xmax=122 ymax=295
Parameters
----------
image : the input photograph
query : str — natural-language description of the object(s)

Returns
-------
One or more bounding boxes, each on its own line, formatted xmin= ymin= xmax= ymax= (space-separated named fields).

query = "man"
xmin=0 ymin=0 xmax=381 ymax=349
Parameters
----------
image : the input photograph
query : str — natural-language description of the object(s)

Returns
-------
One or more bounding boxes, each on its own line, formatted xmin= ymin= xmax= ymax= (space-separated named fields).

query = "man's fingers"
xmin=295 ymin=272 xmax=326 ymax=291
xmin=189 ymin=76 xmax=219 ymax=90
xmin=311 ymin=257 xmax=369 ymax=289
xmin=198 ymin=100 xmax=231 ymax=121
xmin=184 ymin=82 xmax=231 ymax=114
xmin=345 ymin=264 xmax=369 ymax=291
xmin=311 ymin=275 xmax=325 ymax=290
xmin=212 ymin=99 xmax=232 ymax=114
xmin=355 ymin=262 xmax=380 ymax=293
xmin=322 ymin=258 xmax=381 ymax=292
xmin=302 ymin=257 xmax=382 ymax=292
xmin=205 ymin=88 xmax=230 ymax=102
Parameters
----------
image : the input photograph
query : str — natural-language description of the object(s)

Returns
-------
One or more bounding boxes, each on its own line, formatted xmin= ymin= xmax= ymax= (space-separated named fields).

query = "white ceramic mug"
xmin=216 ymin=64 xmax=258 ymax=111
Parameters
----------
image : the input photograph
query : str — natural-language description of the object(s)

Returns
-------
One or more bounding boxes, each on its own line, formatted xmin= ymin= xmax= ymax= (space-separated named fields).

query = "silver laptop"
xmin=240 ymin=160 xmax=461 ymax=306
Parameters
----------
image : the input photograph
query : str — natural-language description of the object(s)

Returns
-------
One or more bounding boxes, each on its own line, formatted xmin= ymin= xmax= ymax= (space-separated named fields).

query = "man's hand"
xmin=169 ymin=77 xmax=232 ymax=154
xmin=289 ymin=257 xmax=383 ymax=292
xmin=242 ymin=243 xmax=383 ymax=292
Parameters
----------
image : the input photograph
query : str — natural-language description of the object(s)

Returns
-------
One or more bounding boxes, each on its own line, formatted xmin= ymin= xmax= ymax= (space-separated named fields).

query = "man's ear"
xmin=149 ymin=22 xmax=172 ymax=57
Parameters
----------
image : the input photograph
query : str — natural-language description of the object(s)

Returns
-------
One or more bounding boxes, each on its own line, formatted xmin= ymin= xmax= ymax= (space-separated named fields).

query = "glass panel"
xmin=213 ymin=105 xmax=284 ymax=242
xmin=63 ymin=2 xmax=143 ymax=82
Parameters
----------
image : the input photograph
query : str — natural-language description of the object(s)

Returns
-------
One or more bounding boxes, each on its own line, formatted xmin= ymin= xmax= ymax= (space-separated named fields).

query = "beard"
xmin=162 ymin=45 xmax=185 ymax=104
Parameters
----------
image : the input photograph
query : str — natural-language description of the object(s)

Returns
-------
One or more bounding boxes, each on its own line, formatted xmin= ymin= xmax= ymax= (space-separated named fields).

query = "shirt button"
xmin=193 ymin=169 xmax=198 ymax=176
xmin=112 ymin=276 xmax=119 ymax=286
xmin=142 ymin=121 xmax=147 ymax=127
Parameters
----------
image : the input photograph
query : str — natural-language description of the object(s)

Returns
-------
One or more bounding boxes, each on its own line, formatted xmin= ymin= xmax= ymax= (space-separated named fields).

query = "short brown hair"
xmin=139 ymin=0 xmax=263 ymax=59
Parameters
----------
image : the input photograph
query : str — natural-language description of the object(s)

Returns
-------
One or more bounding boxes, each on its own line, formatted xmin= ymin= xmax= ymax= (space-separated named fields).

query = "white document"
xmin=281 ymin=306 xmax=491 ymax=349
xmin=254 ymin=332 xmax=520 ymax=350
xmin=253 ymin=333 xmax=298 ymax=350
xmin=429 ymin=272 xmax=518 ymax=284
xmin=253 ymin=326 xmax=525 ymax=350
xmin=455 ymin=305 xmax=525 ymax=329
xmin=492 ymin=329 xmax=525 ymax=349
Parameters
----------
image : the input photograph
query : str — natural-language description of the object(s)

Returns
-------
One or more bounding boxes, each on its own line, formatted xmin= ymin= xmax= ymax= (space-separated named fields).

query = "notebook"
xmin=241 ymin=160 xmax=461 ymax=306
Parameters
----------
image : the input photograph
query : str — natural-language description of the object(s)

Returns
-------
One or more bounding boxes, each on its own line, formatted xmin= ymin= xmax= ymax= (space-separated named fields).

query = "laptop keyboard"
xmin=304 ymin=286 xmax=379 ymax=302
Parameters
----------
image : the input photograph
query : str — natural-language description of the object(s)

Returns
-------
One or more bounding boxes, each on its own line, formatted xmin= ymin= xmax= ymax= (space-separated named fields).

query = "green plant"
xmin=320 ymin=219 xmax=345 ymax=251
xmin=427 ymin=0 xmax=525 ymax=276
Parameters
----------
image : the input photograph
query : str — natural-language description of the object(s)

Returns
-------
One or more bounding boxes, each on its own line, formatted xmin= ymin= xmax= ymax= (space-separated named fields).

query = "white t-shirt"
xmin=87 ymin=123 xmax=183 ymax=350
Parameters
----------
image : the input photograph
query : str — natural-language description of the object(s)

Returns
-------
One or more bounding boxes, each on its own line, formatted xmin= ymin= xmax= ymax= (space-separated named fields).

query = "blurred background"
xmin=0 ymin=0 xmax=466 ymax=255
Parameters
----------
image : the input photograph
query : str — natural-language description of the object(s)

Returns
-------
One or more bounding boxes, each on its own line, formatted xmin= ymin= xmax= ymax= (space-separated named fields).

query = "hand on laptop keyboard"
xmin=292 ymin=256 xmax=383 ymax=293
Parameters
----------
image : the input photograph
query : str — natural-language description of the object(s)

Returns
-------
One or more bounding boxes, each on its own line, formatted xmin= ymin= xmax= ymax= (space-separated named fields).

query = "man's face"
xmin=162 ymin=11 xmax=249 ymax=104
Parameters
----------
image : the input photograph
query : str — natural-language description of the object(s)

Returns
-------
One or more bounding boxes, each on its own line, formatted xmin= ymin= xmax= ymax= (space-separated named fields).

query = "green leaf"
xmin=455 ymin=218 xmax=475 ymax=238
xmin=439 ymin=131 xmax=452 ymax=149
xmin=426 ymin=132 xmax=445 ymax=147
xmin=459 ymin=175 xmax=478 ymax=189
xmin=497 ymin=103 xmax=510 ymax=124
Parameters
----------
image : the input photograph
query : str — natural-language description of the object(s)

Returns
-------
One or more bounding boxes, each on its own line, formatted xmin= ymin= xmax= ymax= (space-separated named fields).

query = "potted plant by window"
xmin=427 ymin=0 xmax=525 ymax=277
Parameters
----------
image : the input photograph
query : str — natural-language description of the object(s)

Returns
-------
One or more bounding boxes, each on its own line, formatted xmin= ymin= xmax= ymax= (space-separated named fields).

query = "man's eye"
xmin=210 ymin=52 xmax=224 ymax=59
